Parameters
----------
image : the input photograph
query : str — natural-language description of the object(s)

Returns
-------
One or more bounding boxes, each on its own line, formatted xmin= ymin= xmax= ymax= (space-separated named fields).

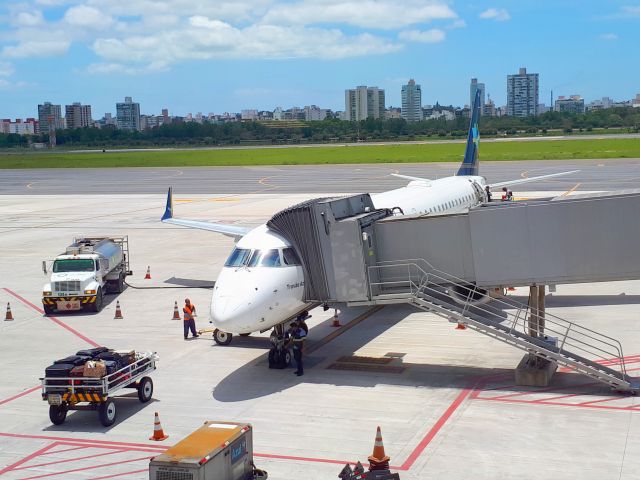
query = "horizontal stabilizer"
xmin=391 ymin=173 xmax=432 ymax=185
xmin=490 ymin=170 xmax=580 ymax=189
xmin=161 ymin=187 xmax=251 ymax=239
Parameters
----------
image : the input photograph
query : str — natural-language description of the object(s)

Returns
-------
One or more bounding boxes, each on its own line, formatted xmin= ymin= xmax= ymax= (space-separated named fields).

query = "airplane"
xmin=162 ymin=89 xmax=579 ymax=348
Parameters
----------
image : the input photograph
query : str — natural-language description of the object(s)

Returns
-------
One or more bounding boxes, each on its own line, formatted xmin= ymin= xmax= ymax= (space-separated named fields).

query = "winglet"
xmin=161 ymin=187 xmax=173 ymax=221
xmin=457 ymin=88 xmax=481 ymax=176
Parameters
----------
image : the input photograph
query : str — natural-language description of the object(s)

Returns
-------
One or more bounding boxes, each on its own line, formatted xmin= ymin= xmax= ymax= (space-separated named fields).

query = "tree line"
xmin=1 ymin=106 xmax=639 ymax=149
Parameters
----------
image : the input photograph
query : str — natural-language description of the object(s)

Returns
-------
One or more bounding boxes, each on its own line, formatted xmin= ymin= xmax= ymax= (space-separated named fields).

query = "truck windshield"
xmin=53 ymin=259 xmax=95 ymax=273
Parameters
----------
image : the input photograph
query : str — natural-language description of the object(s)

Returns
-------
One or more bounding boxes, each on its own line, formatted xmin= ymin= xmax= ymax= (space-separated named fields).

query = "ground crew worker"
xmin=183 ymin=298 xmax=199 ymax=340
xmin=507 ymin=190 xmax=514 ymax=201
xmin=501 ymin=187 xmax=508 ymax=201
xmin=485 ymin=185 xmax=492 ymax=202
xmin=286 ymin=321 xmax=306 ymax=376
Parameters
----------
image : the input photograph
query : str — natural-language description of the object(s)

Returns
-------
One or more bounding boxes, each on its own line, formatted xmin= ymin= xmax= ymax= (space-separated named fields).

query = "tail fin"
xmin=161 ymin=187 xmax=173 ymax=221
xmin=457 ymin=88 xmax=481 ymax=176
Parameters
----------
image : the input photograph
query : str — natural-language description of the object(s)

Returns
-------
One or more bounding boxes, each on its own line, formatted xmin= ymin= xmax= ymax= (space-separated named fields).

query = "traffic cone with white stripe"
xmin=149 ymin=412 xmax=169 ymax=441
xmin=5 ymin=302 xmax=14 ymax=321
xmin=172 ymin=301 xmax=181 ymax=321
xmin=144 ymin=266 xmax=151 ymax=280
xmin=455 ymin=322 xmax=467 ymax=330
xmin=367 ymin=426 xmax=390 ymax=471
xmin=114 ymin=300 xmax=123 ymax=319
xmin=331 ymin=308 xmax=341 ymax=327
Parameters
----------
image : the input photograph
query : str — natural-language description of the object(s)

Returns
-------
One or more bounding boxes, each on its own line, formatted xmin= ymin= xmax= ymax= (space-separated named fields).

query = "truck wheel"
xmin=116 ymin=274 xmax=125 ymax=293
xmin=89 ymin=288 xmax=103 ymax=313
xmin=43 ymin=304 xmax=55 ymax=315
xmin=49 ymin=404 xmax=67 ymax=425
xmin=213 ymin=329 xmax=233 ymax=346
xmin=98 ymin=399 xmax=116 ymax=426
xmin=137 ymin=377 xmax=153 ymax=403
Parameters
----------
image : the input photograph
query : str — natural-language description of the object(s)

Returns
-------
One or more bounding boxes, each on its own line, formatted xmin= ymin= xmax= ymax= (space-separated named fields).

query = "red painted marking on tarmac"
xmin=0 ymin=385 xmax=41 ymax=406
xmin=2 ymin=287 xmax=100 ymax=347
xmin=254 ymin=452 xmax=358 ymax=467
xmin=0 ymin=442 xmax=57 ymax=476
xmin=12 ymin=448 xmax=128 ymax=471
xmin=399 ymin=386 xmax=473 ymax=471
xmin=39 ymin=444 xmax=90 ymax=456
xmin=477 ymin=396 xmax=640 ymax=412
xmin=19 ymin=455 xmax=153 ymax=479
xmin=88 ymin=468 xmax=149 ymax=480
xmin=577 ymin=397 xmax=630 ymax=406
xmin=0 ymin=432 xmax=167 ymax=451
xmin=532 ymin=392 xmax=584 ymax=403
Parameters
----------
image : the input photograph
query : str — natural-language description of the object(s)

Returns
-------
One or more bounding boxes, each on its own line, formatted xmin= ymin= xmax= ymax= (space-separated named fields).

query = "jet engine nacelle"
xmin=448 ymin=283 xmax=492 ymax=306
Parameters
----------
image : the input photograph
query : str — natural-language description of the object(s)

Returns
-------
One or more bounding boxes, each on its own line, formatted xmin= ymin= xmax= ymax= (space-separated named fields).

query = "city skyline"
xmin=0 ymin=0 xmax=639 ymax=119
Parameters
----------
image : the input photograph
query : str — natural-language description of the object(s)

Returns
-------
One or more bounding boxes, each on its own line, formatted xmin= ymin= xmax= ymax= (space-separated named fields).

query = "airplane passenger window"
xmin=224 ymin=248 xmax=251 ymax=267
xmin=248 ymin=249 xmax=282 ymax=267
xmin=283 ymin=248 xmax=301 ymax=266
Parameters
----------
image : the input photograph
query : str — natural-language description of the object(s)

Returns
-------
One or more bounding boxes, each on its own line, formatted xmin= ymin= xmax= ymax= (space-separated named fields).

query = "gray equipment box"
xmin=149 ymin=421 xmax=262 ymax=480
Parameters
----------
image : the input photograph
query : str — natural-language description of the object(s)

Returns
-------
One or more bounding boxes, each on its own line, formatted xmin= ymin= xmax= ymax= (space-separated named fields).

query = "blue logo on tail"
xmin=457 ymin=89 xmax=481 ymax=176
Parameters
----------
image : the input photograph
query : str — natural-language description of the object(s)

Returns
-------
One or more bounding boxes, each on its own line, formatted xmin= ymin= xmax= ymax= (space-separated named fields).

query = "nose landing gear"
xmin=213 ymin=328 xmax=233 ymax=346
xmin=268 ymin=324 xmax=291 ymax=369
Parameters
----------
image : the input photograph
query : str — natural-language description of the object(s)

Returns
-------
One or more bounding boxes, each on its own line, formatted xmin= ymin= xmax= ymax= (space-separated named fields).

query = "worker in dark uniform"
xmin=183 ymin=298 xmax=199 ymax=340
xmin=485 ymin=185 xmax=492 ymax=202
xmin=286 ymin=321 xmax=307 ymax=376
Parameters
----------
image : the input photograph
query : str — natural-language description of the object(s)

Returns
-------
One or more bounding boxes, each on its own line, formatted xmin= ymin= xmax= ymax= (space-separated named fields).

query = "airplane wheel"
xmin=213 ymin=329 xmax=233 ymax=346
xmin=285 ymin=349 xmax=292 ymax=367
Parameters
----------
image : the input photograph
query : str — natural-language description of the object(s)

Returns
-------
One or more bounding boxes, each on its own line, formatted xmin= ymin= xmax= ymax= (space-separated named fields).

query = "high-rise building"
xmin=116 ymin=97 xmax=141 ymax=131
xmin=482 ymin=96 xmax=496 ymax=117
xmin=401 ymin=79 xmax=423 ymax=122
xmin=37 ymin=102 xmax=64 ymax=134
xmin=506 ymin=67 xmax=539 ymax=117
xmin=65 ymin=103 xmax=92 ymax=129
xmin=470 ymin=78 xmax=485 ymax=114
xmin=555 ymin=95 xmax=585 ymax=114
xmin=344 ymin=86 xmax=385 ymax=121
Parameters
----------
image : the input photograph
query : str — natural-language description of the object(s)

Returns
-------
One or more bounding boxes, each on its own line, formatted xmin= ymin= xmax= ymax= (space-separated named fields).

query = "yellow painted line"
xmin=561 ymin=182 xmax=581 ymax=197
xmin=305 ymin=306 xmax=385 ymax=355
xmin=209 ymin=198 xmax=239 ymax=202
xmin=174 ymin=199 xmax=194 ymax=203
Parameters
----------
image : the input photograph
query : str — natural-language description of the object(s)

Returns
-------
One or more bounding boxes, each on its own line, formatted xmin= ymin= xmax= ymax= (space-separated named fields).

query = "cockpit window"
xmin=248 ymin=249 xmax=282 ymax=267
xmin=224 ymin=248 xmax=251 ymax=267
xmin=283 ymin=248 xmax=301 ymax=266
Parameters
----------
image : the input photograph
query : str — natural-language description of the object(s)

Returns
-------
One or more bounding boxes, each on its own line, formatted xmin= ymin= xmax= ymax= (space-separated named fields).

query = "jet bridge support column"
xmin=516 ymin=285 xmax=557 ymax=387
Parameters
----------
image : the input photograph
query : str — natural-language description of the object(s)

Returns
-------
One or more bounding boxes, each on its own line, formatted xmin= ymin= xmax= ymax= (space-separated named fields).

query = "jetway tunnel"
xmin=267 ymin=189 xmax=640 ymax=392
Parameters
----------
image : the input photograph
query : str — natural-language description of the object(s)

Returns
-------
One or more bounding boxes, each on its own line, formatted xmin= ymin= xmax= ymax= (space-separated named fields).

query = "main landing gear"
xmin=268 ymin=324 xmax=292 ymax=369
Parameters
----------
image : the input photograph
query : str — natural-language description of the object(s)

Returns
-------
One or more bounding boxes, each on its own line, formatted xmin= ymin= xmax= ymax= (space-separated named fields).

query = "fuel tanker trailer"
xmin=42 ymin=237 xmax=132 ymax=314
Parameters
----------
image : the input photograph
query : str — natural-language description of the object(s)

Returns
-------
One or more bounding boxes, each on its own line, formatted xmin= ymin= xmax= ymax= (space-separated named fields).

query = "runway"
xmin=2 ymin=158 xmax=640 ymax=195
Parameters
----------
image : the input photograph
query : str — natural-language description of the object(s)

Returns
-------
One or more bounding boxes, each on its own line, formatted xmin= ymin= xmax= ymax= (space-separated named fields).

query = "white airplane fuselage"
xmin=210 ymin=175 xmax=487 ymax=335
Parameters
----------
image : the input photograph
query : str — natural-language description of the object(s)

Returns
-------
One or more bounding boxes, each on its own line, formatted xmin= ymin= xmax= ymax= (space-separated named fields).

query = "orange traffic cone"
xmin=149 ymin=412 xmax=169 ymax=441
xmin=114 ymin=300 xmax=123 ymax=319
xmin=144 ymin=266 xmax=151 ymax=280
xmin=5 ymin=302 xmax=14 ymax=321
xmin=455 ymin=322 xmax=467 ymax=330
xmin=331 ymin=308 xmax=341 ymax=327
xmin=367 ymin=426 xmax=390 ymax=471
xmin=172 ymin=301 xmax=181 ymax=321
xmin=507 ymin=286 xmax=516 ymax=292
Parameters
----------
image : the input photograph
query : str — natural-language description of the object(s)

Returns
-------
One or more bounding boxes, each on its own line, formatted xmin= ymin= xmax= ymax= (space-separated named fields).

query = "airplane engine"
xmin=448 ymin=283 xmax=492 ymax=306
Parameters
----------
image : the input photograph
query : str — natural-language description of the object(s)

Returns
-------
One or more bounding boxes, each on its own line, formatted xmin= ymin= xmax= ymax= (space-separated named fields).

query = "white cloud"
xmin=479 ymin=8 xmax=511 ymax=21
xmin=262 ymin=0 xmax=457 ymax=29
xmin=599 ymin=33 xmax=618 ymax=40
xmin=64 ymin=5 xmax=114 ymax=29
xmin=14 ymin=11 xmax=45 ymax=27
xmin=621 ymin=6 xmax=640 ymax=16
xmin=448 ymin=19 xmax=467 ymax=29
xmin=0 ymin=62 xmax=15 ymax=77
xmin=398 ymin=28 xmax=446 ymax=43
xmin=2 ymin=40 xmax=71 ymax=58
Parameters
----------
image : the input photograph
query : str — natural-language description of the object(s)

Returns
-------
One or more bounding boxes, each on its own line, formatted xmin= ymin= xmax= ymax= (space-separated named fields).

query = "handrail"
xmin=367 ymin=259 xmax=628 ymax=381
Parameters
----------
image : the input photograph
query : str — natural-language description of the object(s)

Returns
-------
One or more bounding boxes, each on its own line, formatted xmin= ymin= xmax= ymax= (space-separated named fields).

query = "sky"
xmin=0 ymin=0 xmax=639 ymax=119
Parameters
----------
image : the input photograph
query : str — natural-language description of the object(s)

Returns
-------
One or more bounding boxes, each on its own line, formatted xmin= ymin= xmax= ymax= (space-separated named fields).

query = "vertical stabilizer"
xmin=457 ymin=89 xmax=481 ymax=176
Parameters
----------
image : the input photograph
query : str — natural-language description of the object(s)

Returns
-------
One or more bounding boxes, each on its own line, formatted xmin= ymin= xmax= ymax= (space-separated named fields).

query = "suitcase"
xmin=69 ymin=365 xmax=85 ymax=385
xmin=76 ymin=347 xmax=110 ymax=358
xmin=45 ymin=363 xmax=75 ymax=387
xmin=54 ymin=355 xmax=91 ymax=366
xmin=103 ymin=360 xmax=119 ymax=375
xmin=96 ymin=352 xmax=126 ymax=369
xmin=113 ymin=350 xmax=135 ymax=365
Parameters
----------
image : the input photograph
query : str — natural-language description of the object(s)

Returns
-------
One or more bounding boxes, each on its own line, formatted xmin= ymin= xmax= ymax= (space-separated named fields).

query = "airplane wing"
xmin=391 ymin=173 xmax=432 ymax=185
xmin=161 ymin=188 xmax=251 ymax=240
xmin=490 ymin=170 xmax=580 ymax=189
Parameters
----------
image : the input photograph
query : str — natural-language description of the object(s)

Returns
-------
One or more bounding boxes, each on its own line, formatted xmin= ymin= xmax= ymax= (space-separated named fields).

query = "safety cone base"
xmin=5 ymin=303 xmax=14 ymax=321
xmin=149 ymin=433 xmax=169 ymax=441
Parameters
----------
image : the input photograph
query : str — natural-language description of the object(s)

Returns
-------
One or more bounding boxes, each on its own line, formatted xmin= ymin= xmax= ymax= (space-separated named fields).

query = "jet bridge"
xmin=267 ymin=191 xmax=640 ymax=392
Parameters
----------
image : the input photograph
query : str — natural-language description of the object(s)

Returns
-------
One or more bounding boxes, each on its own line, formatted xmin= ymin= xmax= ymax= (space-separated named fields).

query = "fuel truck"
xmin=42 ymin=237 xmax=132 ymax=314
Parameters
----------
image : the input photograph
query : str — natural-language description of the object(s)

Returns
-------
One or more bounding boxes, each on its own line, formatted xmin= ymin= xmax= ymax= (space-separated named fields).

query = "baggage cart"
xmin=149 ymin=421 xmax=267 ymax=480
xmin=41 ymin=351 xmax=158 ymax=426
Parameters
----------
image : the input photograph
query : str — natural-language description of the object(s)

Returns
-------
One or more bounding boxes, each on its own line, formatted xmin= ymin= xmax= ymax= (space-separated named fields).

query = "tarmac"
xmin=1 ymin=164 xmax=640 ymax=479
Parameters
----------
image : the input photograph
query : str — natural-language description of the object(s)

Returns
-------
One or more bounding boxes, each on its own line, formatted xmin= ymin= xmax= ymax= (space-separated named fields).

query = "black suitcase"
xmin=76 ymin=347 xmax=110 ymax=358
xmin=96 ymin=352 xmax=126 ymax=369
xmin=54 ymin=355 xmax=91 ymax=366
xmin=103 ymin=360 xmax=119 ymax=375
xmin=45 ymin=362 xmax=75 ymax=387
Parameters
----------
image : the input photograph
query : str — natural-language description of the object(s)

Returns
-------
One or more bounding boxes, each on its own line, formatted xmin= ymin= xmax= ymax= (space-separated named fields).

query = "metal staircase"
xmin=351 ymin=259 xmax=639 ymax=392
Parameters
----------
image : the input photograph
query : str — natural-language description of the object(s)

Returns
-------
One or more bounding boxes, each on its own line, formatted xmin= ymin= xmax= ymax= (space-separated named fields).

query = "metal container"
xmin=149 ymin=421 xmax=257 ymax=480
xmin=66 ymin=238 xmax=123 ymax=274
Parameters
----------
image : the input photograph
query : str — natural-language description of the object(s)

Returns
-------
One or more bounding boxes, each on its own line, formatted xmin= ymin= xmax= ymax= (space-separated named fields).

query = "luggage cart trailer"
xmin=41 ymin=351 xmax=158 ymax=426
xmin=149 ymin=421 xmax=267 ymax=480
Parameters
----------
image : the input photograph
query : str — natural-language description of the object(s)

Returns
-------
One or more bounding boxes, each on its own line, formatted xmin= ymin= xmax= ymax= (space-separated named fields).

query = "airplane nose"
xmin=210 ymin=285 xmax=261 ymax=333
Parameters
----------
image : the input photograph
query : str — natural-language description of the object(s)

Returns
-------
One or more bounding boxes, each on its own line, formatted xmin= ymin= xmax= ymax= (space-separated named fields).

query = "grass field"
xmin=1 ymin=138 xmax=639 ymax=169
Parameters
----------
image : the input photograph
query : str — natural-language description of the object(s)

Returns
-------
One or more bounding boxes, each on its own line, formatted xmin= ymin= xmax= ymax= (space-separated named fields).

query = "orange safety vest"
xmin=183 ymin=304 xmax=196 ymax=321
